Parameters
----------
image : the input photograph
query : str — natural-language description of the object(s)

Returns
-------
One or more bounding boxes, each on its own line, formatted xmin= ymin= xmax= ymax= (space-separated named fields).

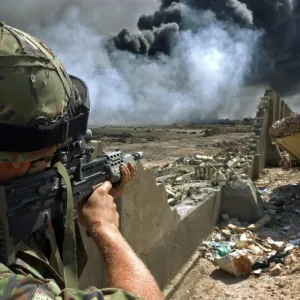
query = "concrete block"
xmin=280 ymin=100 xmax=285 ymax=119
xmin=141 ymin=191 xmax=221 ymax=288
xmin=220 ymin=179 xmax=264 ymax=223
xmin=121 ymin=166 xmax=180 ymax=255
xmin=252 ymin=154 xmax=260 ymax=181
xmin=266 ymin=143 xmax=282 ymax=166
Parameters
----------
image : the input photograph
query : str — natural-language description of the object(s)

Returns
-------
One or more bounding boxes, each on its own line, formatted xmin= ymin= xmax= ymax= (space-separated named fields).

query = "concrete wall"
xmin=78 ymin=89 xmax=294 ymax=292
xmin=78 ymin=165 xmax=221 ymax=290
xmin=251 ymin=90 xmax=293 ymax=180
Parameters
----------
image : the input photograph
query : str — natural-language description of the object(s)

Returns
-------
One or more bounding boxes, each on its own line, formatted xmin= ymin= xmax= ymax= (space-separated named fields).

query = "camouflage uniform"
xmin=0 ymin=247 xmax=142 ymax=299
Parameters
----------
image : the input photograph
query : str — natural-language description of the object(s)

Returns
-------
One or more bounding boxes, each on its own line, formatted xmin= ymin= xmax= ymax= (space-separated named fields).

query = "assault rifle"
xmin=0 ymin=130 xmax=144 ymax=270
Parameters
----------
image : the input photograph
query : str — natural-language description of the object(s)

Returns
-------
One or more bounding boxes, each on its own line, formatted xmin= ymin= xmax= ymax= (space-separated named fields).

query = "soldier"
xmin=0 ymin=22 xmax=164 ymax=300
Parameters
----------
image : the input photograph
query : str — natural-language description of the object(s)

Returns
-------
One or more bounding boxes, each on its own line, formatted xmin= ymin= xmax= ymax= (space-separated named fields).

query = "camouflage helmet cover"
xmin=0 ymin=22 xmax=89 ymax=164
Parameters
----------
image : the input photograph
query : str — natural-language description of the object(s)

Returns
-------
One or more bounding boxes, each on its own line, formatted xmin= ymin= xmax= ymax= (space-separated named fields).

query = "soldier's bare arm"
xmin=77 ymin=167 xmax=164 ymax=300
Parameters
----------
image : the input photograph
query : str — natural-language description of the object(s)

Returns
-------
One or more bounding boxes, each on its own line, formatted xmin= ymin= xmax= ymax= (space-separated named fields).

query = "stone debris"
xmin=150 ymin=90 xmax=293 ymax=211
xmin=270 ymin=264 xmax=282 ymax=276
xmin=150 ymin=99 xmax=268 ymax=208
xmin=199 ymin=214 xmax=298 ymax=278
xmin=247 ymin=215 xmax=271 ymax=232
xmin=152 ymin=145 xmax=256 ymax=207
xmin=270 ymin=113 xmax=300 ymax=139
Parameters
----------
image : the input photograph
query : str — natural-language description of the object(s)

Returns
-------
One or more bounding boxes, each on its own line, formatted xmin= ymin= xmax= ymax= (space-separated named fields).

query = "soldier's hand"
xmin=110 ymin=162 xmax=135 ymax=199
xmin=77 ymin=181 xmax=120 ymax=235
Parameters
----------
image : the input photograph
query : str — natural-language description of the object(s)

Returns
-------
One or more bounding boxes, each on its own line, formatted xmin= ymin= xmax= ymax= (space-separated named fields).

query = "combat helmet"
xmin=0 ymin=21 xmax=90 ymax=169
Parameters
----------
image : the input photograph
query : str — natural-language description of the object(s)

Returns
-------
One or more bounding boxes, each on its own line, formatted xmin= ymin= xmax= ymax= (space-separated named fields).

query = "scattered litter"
xmin=200 ymin=208 xmax=299 ymax=279
xmin=210 ymin=242 xmax=232 ymax=257
xmin=247 ymin=244 xmax=263 ymax=255
xmin=215 ymin=233 xmax=222 ymax=241
xmin=214 ymin=250 xmax=253 ymax=277
xmin=253 ymin=269 xmax=262 ymax=275
xmin=236 ymin=233 xmax=249 ymax=249
xmin=290 ymin=239 xmax=300 ymax=246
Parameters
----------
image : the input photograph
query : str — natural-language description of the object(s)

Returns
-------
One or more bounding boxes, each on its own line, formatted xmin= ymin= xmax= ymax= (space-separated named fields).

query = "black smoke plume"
xmin=0 ymin=0 xmax=299 ymax=124
xmin=113 ymin=0 xmax=300 ymax=96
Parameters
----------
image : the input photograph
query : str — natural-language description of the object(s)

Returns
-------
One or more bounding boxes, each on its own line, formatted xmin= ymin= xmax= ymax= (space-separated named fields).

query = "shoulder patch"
xmin=31 ymin=288 xmax=55 ymax=300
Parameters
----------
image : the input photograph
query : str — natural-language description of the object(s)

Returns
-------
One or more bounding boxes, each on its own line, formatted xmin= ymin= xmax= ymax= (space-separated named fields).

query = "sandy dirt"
xmin=171 ymin=167 xmax=300 ymax=300
xmin=92 ymin=125 xmax=251 ymax=168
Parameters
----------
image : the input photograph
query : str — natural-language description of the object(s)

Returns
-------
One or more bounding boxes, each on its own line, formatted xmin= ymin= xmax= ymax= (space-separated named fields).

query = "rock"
xmin=221 ymin=229 xmax=232 ymax=240
xmin=240 ymin=174 xmax=248 ymax=180
xmin=175 ymin=176 xmax=183 ymax=182
xmin=285 ymin=254 xmax=298 ymax=266
xmin=156 ymin=174 xmax=178 ymax=182
xmin=270 ymin=264 xmax=282 ymax=276
xmin=195 ymin=155 xmax=213 ymax=161
xmin=247 ymin=215 xmax=271 ymax=232
xmin=227 ymin=224 xmax=247 ymax=233
xmin=247 ymin=244 xmax=263 ymax=255
xmin=165 ymin=187 xmax=176 ymax=199
xmin=190 ymin=194 xmax=207 ymax=203
xmin=216 ymin=172 xmax=226 ymax=182
xmin=189 ymin=159 xmax=203 ymax=166
xmin=230 ymin=174 xmax=239 ymax=181
xmin=266 ymin=237 xmax=286 ymax=251
xmin=227 ymin=158 xmax=239 ymax=168
xmin=236 ymin=233 xmax=249 ymax=249
xmin=168 ymin=198 xmax=176 ymax=206
xmin=283 ymin=244 xmax=294 ymax=253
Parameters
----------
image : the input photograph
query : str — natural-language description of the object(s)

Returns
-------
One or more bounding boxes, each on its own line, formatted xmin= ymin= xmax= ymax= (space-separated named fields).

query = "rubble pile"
xmin=269 ymin=113 xmax=300 ymax=139
xmin=213 ymin=138 xmax=248 ymax=154
xmin=152 ymin=90 xmax=282 ymax=208
xmin=200 ymin=214 xmax=298 ymax=278
xmin=152 ymin=158 xmax=216 ymax=207
xmin=152 ymin=140 xmax=257 ymax=207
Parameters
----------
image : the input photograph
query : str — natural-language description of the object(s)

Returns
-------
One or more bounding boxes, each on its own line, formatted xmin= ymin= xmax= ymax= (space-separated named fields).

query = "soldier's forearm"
xmin=91 ymin=227 xmax=164 ymax=300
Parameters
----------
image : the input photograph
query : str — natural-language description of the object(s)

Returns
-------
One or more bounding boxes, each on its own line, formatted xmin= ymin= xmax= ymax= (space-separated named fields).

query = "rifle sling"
xmin=54 ymin=161 xmax=78 ymax=289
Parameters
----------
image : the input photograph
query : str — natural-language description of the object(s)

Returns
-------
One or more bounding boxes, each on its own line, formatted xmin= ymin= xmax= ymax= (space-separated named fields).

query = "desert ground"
xmin=92 ymin=124 xmax=300 ymax=300
xmin=91 ymin=123 xmax=251 ymax=169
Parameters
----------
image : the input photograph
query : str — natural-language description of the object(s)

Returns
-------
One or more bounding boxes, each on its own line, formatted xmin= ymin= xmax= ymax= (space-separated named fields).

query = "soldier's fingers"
xmin=128 ymin=163 xmax=135 ymax=181
xmin=96 ymin=181 xmax=112 ymax=194
xmin=120 ymin=164 xmax=130 ymax=183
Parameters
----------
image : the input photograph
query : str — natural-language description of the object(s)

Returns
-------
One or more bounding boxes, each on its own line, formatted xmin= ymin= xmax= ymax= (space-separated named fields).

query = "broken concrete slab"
xmin=220 ymin=179 xmax=264 ymax=223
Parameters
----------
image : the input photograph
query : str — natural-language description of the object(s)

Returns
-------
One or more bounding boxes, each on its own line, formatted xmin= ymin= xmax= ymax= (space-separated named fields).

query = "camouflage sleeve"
xmin=60 ymin=287 xmax=144 ymax=300
xmin=0 ymin=263 xmax=143 ymax=300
